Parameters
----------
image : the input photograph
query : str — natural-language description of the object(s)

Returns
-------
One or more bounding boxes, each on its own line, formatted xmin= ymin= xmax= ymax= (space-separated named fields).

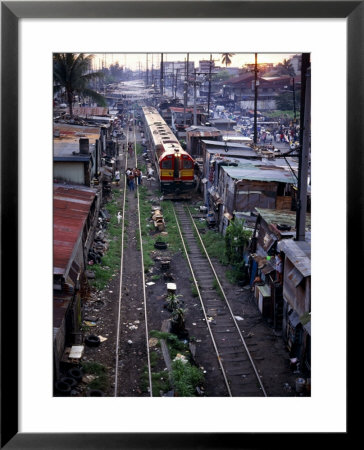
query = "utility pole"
xmin=174 ymin=68 xmax=178 ymax=98
xmin=193 ymin=69 xmax=197 ymax=125
xmin=253 ymin=53 xmax=258 ymax=144
xmin=160 ymin=53 xmax=164 ymax=96
xmin=296 ymin=53 xmax=310 ymax=241
xmin=292 ymin=77 xmax=296 ymax=121
xmin=146 ymin=53 xmax=149 ymax=86
xmin=207 ymin=54 xmax=212 ymax=122
xmin=184 ymin=53 xmax=189 ymax=125
xmin=151 ymin=54 xmax=154 ymax=86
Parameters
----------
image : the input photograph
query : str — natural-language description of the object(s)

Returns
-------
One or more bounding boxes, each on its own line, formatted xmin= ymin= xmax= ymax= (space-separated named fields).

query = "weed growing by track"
xmin=138 ymin=186 xmax=182 ymax=271
xmin=90 ymin=188 xmax=123 ymax=290
xmin=143 ymin=331 xmax=205 ymax=396
xmin=81 ymin=361 xmax=109 ymax=392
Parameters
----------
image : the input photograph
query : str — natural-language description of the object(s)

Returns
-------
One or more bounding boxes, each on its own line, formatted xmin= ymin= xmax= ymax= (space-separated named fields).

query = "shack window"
xmin=161 ymin=159 xmax=172 ymax=169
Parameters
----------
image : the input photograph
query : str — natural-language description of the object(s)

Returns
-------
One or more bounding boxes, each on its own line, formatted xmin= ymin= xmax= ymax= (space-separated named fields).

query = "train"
xmin=142 ymin=106 xmax=196 ymax=198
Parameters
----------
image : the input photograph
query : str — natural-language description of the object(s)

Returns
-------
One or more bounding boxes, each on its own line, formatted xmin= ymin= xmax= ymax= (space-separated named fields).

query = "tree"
xmin=109 ymin=62 xmax=124 ymax=82
xmin=211 ymin=70 xmax=231 ymax=82
xmin=275 ymin=90 xmax=301 ymax=111
xmin=225 ymin=218 xmax=251 ymax=264
xmin=53 ymin=53 xmax=107 ymax=117
xmin=276 ymin=58 xmax=296 ymax=77
xmin=221 ymin=53 xmax=235 ymax=68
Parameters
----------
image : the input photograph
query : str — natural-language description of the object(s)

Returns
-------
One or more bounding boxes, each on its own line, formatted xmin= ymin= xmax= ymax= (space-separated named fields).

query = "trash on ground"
xmin=235 ymin=316 xmax=244 ymax=321
xmin=69 ymin=345 xmax=84 ymax=359
xmin=149 ymin=338 xmax=159 ymax=347
xmin=82 ymin=374 xmax=96 ymax=383
xmin=173 ymin=354 xmax=188 ymax=364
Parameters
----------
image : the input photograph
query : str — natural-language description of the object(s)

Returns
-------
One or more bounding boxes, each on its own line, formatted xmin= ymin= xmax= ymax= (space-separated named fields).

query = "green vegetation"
xmin=200 ymin=229 xmax=228 ymax=264
xmin=225 ymin=219 xmax=251 ymax=263
xmin=90 ymin=190 xmax=122 ymax=290
xmin=264 ymin=110 xmax=297 ymax=120
xmin=81 ymin=361 xmax=109 ymax=392
xmin=137 ymin=186 xmax=182 ymax=271
xmin=140 ymin=366 xmax=171 ymax=396
xmin=149 ymin=331 xmax=188 ymax=359
xmin=53 ymin=53 xmax=106 ymax=118
xmin=191 ymin=282 xmax=199 ymax=297
xmin=165 ymin=292 xmax=183 ymax=312
xmin=213 ymin=278 xmax=224 ymax=298
xmin=224 ymin=219 xmax=251 ymax=283
xmin=145 ymin=331 xmax=204 ymax=396
xmin=300 ymin=311 xmax=311 ymax=325
xmin=190 ymin=214 xmax=253 ymax=285
xmin=171 ymin=360 xmax=204 ymax=397
xmin=136 ymin=143 xmax=143 ymax=156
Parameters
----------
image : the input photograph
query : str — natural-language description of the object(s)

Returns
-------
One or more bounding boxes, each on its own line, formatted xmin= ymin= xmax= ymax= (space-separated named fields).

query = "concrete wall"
xmin=54 ymin=162 xmax=85 ymax=185
xmin=240 ymin=99 xmax=277 ymax=110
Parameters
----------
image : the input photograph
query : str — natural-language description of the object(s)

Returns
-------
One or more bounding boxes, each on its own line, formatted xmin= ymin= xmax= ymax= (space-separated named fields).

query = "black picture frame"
xmin=1 ymin=1 xmax=357 ymax=448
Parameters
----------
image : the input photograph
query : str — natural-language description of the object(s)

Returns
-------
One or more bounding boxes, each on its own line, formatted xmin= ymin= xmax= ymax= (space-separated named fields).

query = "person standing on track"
xmin=128 ymin=142 xmax=133 ymax=157
xmin=125 ymin=168 xmax=132 ymax=188
xmin=128 ymin=169 xmax=135 ymax=191
xmin=134 ymin=168 xmax=142 ymax=186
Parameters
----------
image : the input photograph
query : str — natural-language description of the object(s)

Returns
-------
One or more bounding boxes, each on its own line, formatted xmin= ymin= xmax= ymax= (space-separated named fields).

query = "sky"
xmin=92 ymin=53 xmax=296 ymax=71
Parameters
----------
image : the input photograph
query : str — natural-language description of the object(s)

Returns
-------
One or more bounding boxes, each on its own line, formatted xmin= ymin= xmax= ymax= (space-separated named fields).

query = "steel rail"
xmin=113 ymin=124 xmax=130 ymax=396
xmin=172 ymin=205 xmax=233 ymax=397
xmin=186 ymin=206 xmax=268 ymax=397
xmin=133 ymin=113 xmax=153 ymax=397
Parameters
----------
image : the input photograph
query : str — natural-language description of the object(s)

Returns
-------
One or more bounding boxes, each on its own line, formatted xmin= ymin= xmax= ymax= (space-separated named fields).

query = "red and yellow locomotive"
xmin=142 ymin=106 xmax=196 ymax=197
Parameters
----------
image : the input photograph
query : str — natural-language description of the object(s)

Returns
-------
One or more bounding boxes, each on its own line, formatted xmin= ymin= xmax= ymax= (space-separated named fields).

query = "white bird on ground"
xmin=117 ymin=212 xmax=122 ymax=224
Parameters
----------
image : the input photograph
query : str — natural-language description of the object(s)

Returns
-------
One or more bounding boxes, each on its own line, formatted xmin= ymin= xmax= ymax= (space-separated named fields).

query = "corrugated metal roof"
xmin=257 ymin=284 xmax=271 ymax=297
xmin=203 ymin=139 xmax=253 ymax=149
xmin=71 ymin=106 xmax=109 ymax=116
xmin=186 ymin=126 xmax=221 ymax=137
xmin=170 ymin=107 xmax=204 ymax=113
xmin=256 ymin=208 xmax=311 ymax=231
xmin=53 ymin=184 xmax=96 ymax=275
xmin=210 ymin=118 xmax=237 ymax=124
xmin=278 ymin=239 xmax=311 ymax=277
xmin=222 ymin=164 xmax=296 ymax=184
xmin=54 ymin=123 xmax=101 ymax=138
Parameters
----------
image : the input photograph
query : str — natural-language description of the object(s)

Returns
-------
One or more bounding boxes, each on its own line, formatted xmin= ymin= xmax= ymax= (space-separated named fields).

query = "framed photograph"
xmin=1 ymin=1 xmax=357 ymax=448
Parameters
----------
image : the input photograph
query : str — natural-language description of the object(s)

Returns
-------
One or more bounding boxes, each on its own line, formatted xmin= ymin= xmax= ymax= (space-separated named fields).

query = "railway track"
xmin=113 ymin=113 xmax=153 ymax=397
xmin=173 ymin=202 xmax=267 ymax=397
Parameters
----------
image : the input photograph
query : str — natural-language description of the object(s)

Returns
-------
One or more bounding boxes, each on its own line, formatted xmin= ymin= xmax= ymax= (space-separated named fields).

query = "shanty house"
xmin=201 ymin=141 xmax=260 ymax=208
xmin=53 ymin=123 xmax=102 ymax=186
xmin=277 ymin=238 xmax=311 ymax=374
xmin=185 ymin=125 xmax=222 ymax=157
xmin=169 ymin=106 xmax=205 ymax=138
xmin=248 ymin=208 xmax=310 ymax=333
xmin=53 ymin=184 xmax=100 ymax=379
xmin=208 ymin=118 xmax=237 ymax=132
xmin=213 ymin=160 xmax=297 ymax=233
